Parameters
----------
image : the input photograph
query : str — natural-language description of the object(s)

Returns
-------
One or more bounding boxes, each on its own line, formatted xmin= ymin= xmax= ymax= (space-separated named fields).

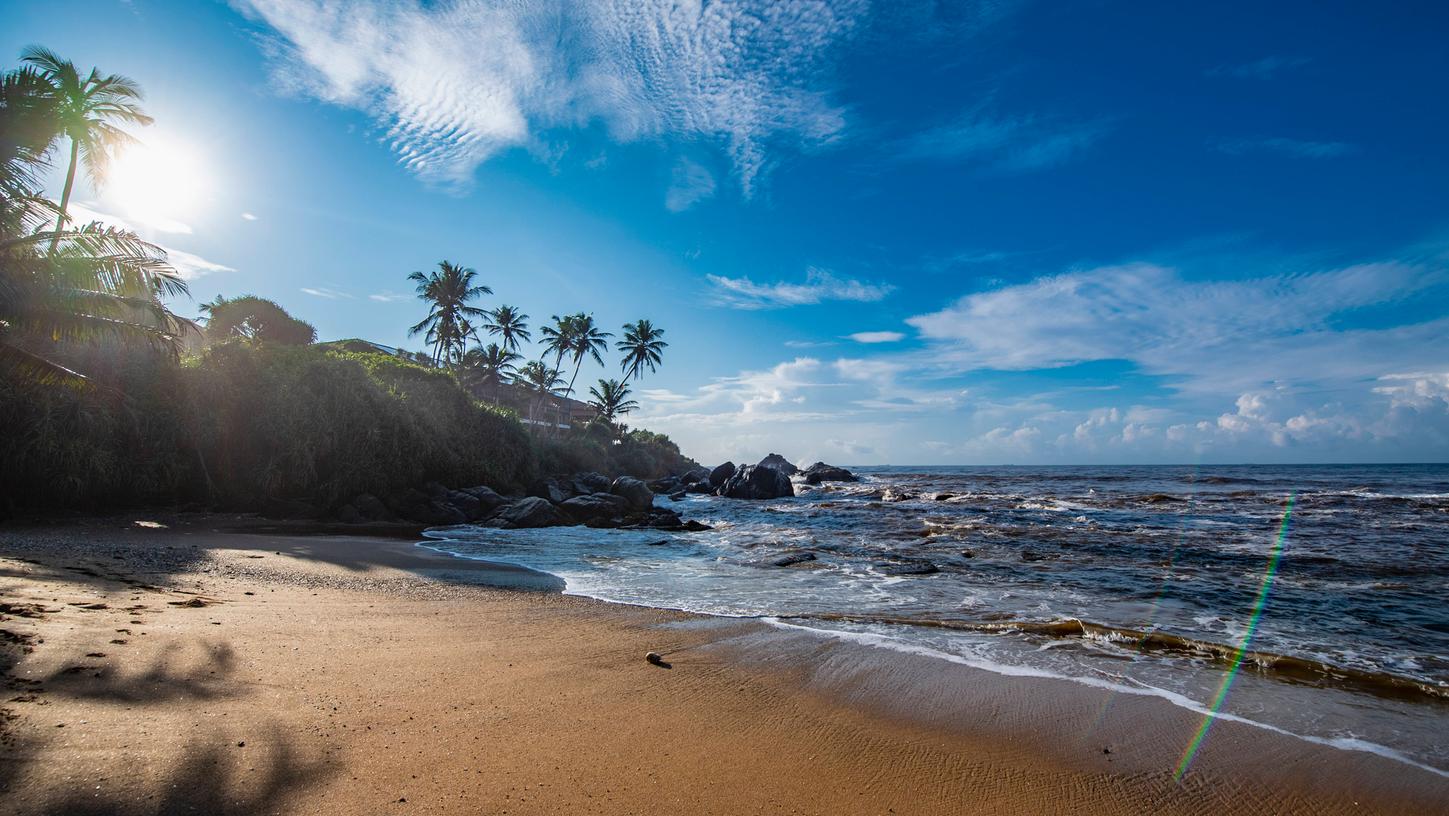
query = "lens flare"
xmin=1174 ymin=492 xmax=1296 ymax=780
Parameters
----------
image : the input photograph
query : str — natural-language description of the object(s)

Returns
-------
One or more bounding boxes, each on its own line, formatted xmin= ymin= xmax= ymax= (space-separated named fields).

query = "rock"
xmin=708 ymin=462 xmax=736 ymax=488
xmin=458 ymin=484 xmax=508 ymax=509
xmin=875 ymin=559 xmax=939 ymax=576
xmin=802 ymin=462 xmax=857 ymax=485
xmin=668 ymin=490 xmax=687 ymax=501
xmin=262 ymin=497 xmax=322 ymax=520
xmin=609 ymin=477 xmax=655 ymax=512
xmin=718 ymin=464 xmax=795 ymax=500
xmin=680 ymin=520 xmax=713 ymax=532
xmin=645 ymin=651 xmax=667 ymax=666
xmin=881 ymin=489 xmax=917 ymax=503
xmin=351 ymin=493 xmax=395 ymax=522
xmin=680 ymin=466 xmax=712 ymax=485
xmin=757 ymin=453 xmax=799 ymax=476
xmin=527 ymin=477 xmax=573 ymax=505
xmin=584 ymin=516 xmax=624 ymax=529
xmin=933 ymin=493 xmax=955 ymax=501
xmin=559 ymin=493 xmax=630 ymax=522
xmin=446 ymin=490 xmax=484 ymax=521
xmin=1021 ymin=551 xmax=1046 ymax=562
xmin=335 ymin=504 xmax=363 ymax=524
xmin=686 ymin=482 xmax=712 ymax=494
xmin=960 ymin=549 xmax=975 ymax=558
xmin=422 ymin=481 xmax=450 ymax=500
xmin=385 ymin=489 xmax=466 ymax=525
xmin=649 ymin=476 xmax=683 ymax=494
xmin=571 ymin=472 xmax=612 ymax=495
xmin=769 ymin=551 xmax=817 ymax=567
xmin=486 ymin=497 xmax=565 ymax=529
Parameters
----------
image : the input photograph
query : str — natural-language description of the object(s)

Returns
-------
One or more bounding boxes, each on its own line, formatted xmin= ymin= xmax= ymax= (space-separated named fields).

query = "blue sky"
xmin=8 ymin=0 xmax=1449 ymax=464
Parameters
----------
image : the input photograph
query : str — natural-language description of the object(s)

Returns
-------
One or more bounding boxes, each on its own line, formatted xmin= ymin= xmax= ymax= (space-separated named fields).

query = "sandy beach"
xmin=1 ymin=518 xmax=1444 ymax=815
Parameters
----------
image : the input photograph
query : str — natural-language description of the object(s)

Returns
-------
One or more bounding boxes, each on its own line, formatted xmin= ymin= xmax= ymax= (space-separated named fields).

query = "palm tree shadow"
xmin=41 ymin=641 xmax=239 ymax=704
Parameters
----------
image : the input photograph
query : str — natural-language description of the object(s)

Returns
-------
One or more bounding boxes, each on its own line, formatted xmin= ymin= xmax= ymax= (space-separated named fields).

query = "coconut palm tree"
xmin=407 ymin=260 xmax=490 ymax=368
xmin=618 ymin=319 xmax=667 ymax=381
xmin=560 ymin=313 xmax=612 ymax=401
xmin=460 ymin=342 xmax=519 ymax=393
xmin=0 ymin=66 xmax=60 ymax=201
xmin=515 ymin=359 xmax=563 ymax=428
xmin=587 ymin=378 xmax=638 ymax=423
xmin=483 ymin=304 xmax=530 ymax=352
xmin=19 ymin=46 xmax=153 ymax=245
xmin=1 ymin=197 xmax=193 ymax=385
xmin=539 ymin=313 xmax=576 ymax=375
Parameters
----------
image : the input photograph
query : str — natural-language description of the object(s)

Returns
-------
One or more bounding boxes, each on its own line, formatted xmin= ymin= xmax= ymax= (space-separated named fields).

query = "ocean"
xmin=420 ymin=464 xmax=1449 ymax=775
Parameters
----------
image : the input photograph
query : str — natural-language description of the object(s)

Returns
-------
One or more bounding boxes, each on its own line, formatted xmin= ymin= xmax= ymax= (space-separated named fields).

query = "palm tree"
xmin=0 ymin=66 xmax=60 ymax=201
xmin=407 ymin=260 xmax=490 ymax=368
xmin=560 ymin=313 xmax=612 ymax=401
xmin=587 ymin=378 xmax=638 ymax=423
xmin=1 ymin=198 xmax=193 ymax=385
xmin=460 ymin=342 xmax=519 ymax=392
xmin=483 ymin=304 xmax=530 ymax=352
xmin=515 ymin=359 xmax=563 ymax=428
xmin=19 ymin=46 xmax=153 ymax=246
xmin=539 ymin=313 xmax=576 ymax=376
xmin=618 ymin=319 xmax=667 ymax=381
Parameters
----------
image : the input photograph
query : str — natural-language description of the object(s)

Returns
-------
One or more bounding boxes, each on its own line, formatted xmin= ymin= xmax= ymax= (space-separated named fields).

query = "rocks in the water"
xmin=718 ymin=464 xmax=795 ymax=500
xmin=527 ymin=477 xmax=573 ymax=505
xmin=486 ymin=496 xmax=565 ymax=529
xmin=559 ymin=492 xmax=630 ymax=522
xmin=933 ymin=493 xmax=955 ymax=502
xmin=875 ymin=559 xmax=939 ymax=576
xmin=445 ymin=489 xmax=484 ymax=521
xmin=802 ymin=462 xmax=857 ymax=485
xmin=757 ymin=453 xmax=799 ymax=476
xmin=708 ymin=461 xmax=736 ymax=488
xmin=668 ymin=490 xmax=687 ymax=501
xmin=680 ymin=466 xmax=712 ymax=485
xmin=457 ymin=485 xmax=509 ymax=514
xmin=570 ymin=472 xmax=612 ymax=495
xmin=1021 ymin=551 xmax=1045 ymax=562
xmin=769 ymin=551 xmax=817 ymax=567
xmin=680 ymin=520 xmax=712 ymax=532
xmin=649 ymin=476 xmax=683 ymax=494
xmin=880 ymin=489 xmax=917 ymax=503
xmin=686 ymin=481 xmax=713 ymax=494
xmin=609 ymin=476 xmax=655 ymax=512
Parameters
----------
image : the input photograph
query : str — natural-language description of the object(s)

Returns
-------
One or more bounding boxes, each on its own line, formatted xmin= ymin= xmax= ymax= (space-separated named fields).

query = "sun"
xmin=102 ymin=135 xmax=207 ymax=232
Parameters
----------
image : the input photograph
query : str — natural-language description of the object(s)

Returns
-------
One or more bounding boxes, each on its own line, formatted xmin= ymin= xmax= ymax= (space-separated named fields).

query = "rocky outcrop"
xmin=708 ymin=462 xmax=736 ymax=488
xmin=718 ymin=464 xmax=795 ymax=500
xmin=757 ymin=453 xmax=799 ymax=476
xmin=385 ymin=488 xmax=466 ymax=525
xmin=527 ymin=477 xmax=574 ymax=505
xmin=680 ymin=466 xmax=712 ymax=485
xmin=802 ymin=462 xmax=858 ymax=485
xmin=609 ymin=477 xmax=655 ymax=512
xmin=486 ymin=496 xmax=565 ymax=529
xmin=570 ymin=472 xmax=612 ymax=495
xmin=559 ymin=492 xmax=630 ymax=522
xmin=769 ymin=551 xmax=817 ymax=567
xmin=875 ymin=559 xmax=939 ymax=576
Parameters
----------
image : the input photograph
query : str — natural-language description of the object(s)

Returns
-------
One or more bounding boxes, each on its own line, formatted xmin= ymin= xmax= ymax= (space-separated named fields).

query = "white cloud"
xmin=897 ymin=107 xmax=1108 ymax=171
xmin=236 ymin=0 xmax=867 ymax=192
xmin=368 ymin=291 xmax=410 ymax=303
xmin=241 ymin=212 xmax=259 ymax=221
xmin=63 ymin=202 xmax=231 ymax=280
xmin=707 ymin=266 xmax=894 ymax=309
xmin=1215 ymin=137 xmax=1356 ymax=159
xmin=784 ymin=339 xmax=838 ymax=349
xmin=906 ymin=261 xmax=1448 ymax=394
xmin=847 ymin=331 xmax=905 ymax=343
xmin=664 ymin=157 xmax=717 ymax=212
xmin=301 ymin=286 xmax=353 ymax=299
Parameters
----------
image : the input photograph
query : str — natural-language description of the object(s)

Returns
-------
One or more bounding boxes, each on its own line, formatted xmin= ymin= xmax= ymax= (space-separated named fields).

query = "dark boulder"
xmin=757 ymin=453 xmax=799 ymax=476
xmin=571 ymin=472 xmax=612 ymax=495
xmin=560 ymin=492 xmax=630 ymax=522
xmin=875 ymin=559 xmax=939 ymax=576
xmin=718 ymin=465 xmax=795 ymax=500
xmin=680 ymin=466 xmax=712 ymax=485
xmin=527 ymin=477 xmax=573 ymax=505
xmin=668 ymin=490 xmax=687 ymax=501
xmin=802 ymin=462 xmax=858 ymax=485
xmin=386 ymin=488 xmax=466 ymax=525
xmin=351 ymin=493 xmax=395 ymax=522
xmin=680 ymin=520 xmax=713 ymax=532
xmin=610 ymin=477 xmax=655 ymax=512
xmin=446 ymin=490 xmax=484 ymax=521
xmin=649 ymin=476 xmax=683 ymax=494
xmin=486 ymin=497 xmax=565 ymax=529
xmin=769 ymin=551 xmax=817 ymax=567
xmin=458 ymin=485 xmax=509 ymax=514
xmin=708 ymin=462 xmax=736 ymax=488
xmin=686 ymin=482 xmax=712 ymax=494
xmin=335 ymin=504 xmax=363 ymax=524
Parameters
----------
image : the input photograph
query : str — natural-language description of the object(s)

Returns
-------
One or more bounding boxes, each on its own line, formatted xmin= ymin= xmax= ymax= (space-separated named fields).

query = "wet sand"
xmin=0 ymin=518 xmax=1444 ymax=815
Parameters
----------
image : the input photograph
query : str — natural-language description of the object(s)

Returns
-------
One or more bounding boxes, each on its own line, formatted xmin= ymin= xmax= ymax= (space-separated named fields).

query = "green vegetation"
xmin=0 ymin=46 xmax=695 ymax=517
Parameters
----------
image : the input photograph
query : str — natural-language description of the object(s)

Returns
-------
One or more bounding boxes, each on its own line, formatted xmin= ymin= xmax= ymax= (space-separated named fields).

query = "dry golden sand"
xmin=0 ymin=522 xmax=1445 ymax=815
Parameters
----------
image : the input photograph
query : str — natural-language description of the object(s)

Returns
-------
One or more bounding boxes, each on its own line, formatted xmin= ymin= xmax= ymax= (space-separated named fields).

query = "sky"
xmin=6 ymin=0 xmax=1449 ymax=465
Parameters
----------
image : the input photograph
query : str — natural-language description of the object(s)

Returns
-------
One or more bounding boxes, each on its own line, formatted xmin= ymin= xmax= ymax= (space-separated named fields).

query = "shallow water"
xmin=421 ymin=463 xmax=1449 ymax=775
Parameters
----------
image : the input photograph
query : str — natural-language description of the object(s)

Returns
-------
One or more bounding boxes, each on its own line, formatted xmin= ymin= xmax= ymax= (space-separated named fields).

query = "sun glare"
xmin=102 ymin=135 xmax=207 ymax=232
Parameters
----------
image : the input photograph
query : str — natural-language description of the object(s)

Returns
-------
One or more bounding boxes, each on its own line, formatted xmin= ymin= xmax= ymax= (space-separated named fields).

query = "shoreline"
xmin=2 ymin=518 xmax=1446 ymax=814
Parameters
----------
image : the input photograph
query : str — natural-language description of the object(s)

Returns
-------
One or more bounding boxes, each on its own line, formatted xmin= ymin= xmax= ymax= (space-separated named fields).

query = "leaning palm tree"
xmin=483 ymin=304 xmax=530 ymax=352
xmin=459 ymin=342 xmax=519 ymax=395
xmin=560 ymin=313 xmax=612 ymax=401
xmin=618 ymin=319 xmax=667 ymax=381
xmin=19 ymin=46 xmax=153 ymax=245
xmin=0 ymin=197 xmax=193 ymax=385
xmin=587 ymin=378 xmax=639 ymax=423
xmin=407 ymin=260 xmax=490 ymax=368
xmin=539 ymin=313 xmax=576 ymax=376
xmin=515 ymin=359 xmax=563 ymax=429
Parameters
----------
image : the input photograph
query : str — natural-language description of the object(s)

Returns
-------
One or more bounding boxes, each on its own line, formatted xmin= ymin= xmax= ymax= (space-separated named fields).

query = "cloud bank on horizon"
xmin=209 ymin=0 xmax=1449 ymax=464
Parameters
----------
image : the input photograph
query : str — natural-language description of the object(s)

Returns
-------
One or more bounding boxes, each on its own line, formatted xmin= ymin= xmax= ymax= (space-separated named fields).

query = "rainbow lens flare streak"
xmin=1174 ymin=492 xmax=1296 ymax=780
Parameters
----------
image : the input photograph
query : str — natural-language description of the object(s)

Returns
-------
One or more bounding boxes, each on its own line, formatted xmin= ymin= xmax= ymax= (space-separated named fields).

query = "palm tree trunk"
xmin=562 ymin=360 xmax=584 ymax=431
xmin=49 ymin=139 xmax=80 ymax=253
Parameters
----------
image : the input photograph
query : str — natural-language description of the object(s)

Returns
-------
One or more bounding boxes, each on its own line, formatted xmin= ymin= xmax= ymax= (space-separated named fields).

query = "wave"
xmin=780 ymin=613 xmax=1449 ymax=706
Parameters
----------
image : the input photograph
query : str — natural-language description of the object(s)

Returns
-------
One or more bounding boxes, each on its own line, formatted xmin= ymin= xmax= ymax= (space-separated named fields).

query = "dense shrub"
xmin=0 ymin=341 xmax=693 ymax=514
